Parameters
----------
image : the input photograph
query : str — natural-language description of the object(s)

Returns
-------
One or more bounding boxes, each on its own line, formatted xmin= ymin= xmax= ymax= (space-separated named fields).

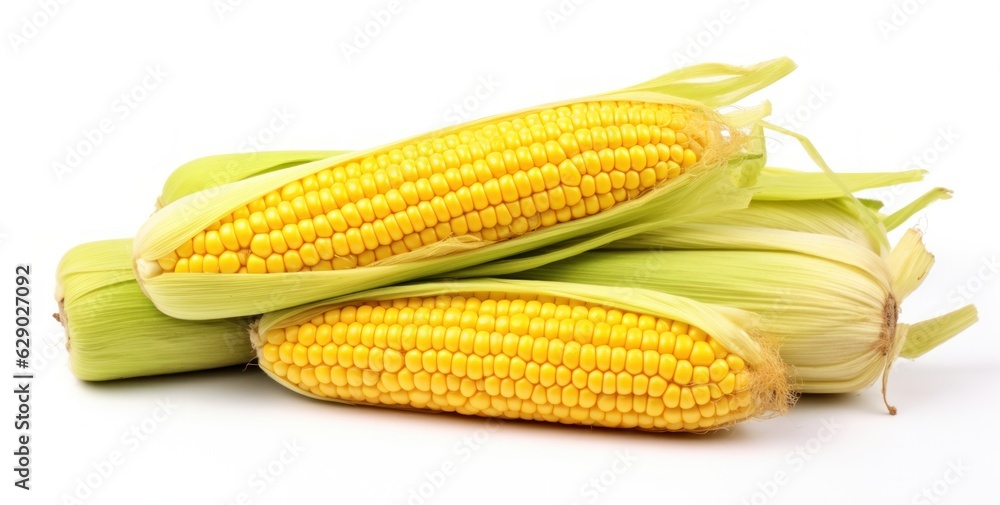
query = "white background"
xmin=2 ymin=0 xmax=998 ymax=503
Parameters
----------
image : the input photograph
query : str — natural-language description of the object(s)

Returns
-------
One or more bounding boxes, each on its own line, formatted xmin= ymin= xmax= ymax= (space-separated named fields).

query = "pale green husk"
xmin=56 ymin=239 xmax=254 ymax=381
xmin=135 ymin=59 xmax=801 ymax=320
xmin=900 ymin=305 xmax=979 ymax=359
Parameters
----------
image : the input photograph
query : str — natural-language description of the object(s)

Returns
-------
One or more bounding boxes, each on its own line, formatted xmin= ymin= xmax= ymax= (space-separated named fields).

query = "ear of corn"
xmin=254 ymin=278 xmax=789 ymax=432
xmin=133 ymin=60 xmax=802 ymax=320
xmin=55 ymin=239 xmax=254 ymax=381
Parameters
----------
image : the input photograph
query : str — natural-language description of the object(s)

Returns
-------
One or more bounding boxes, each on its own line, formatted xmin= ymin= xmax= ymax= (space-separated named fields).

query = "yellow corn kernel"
xmin=257 ymin=288 xmax=761 ymax=433
xmin=157 ymin=100 xmax=713 ymax=275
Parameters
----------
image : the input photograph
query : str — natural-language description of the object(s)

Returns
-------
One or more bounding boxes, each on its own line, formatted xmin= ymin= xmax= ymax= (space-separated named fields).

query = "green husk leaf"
xmin=661 ymin=197 xmax=885 ymax=251
xmin=882 ymin=187 xmax=953 ymax=232
xmin=900 ymin=305 xmax=979 ymax=359
xmin=752 ymin=167 xmax=926 ymax=201
xmin=886 ymin=229 xmax=935 ymax=299
xmin=859 ymin=198 xmax=885 ymax=211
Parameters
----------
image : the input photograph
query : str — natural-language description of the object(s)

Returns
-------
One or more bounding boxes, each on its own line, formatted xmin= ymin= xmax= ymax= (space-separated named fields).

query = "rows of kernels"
xmin=258 ymin=291 xmax=754 ymax=432
xmin=160 ymin=101 xmax=712 ymax=274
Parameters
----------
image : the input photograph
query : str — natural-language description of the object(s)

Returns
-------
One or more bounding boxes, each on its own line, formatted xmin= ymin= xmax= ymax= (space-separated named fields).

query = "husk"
xmin=900 ymin=305 xmax=979 ymax=359
xmin=882 ymin=187 xmax=952 ymax=232
xmin=55 ymin=239 xmax=254 ymax=381
xmin=255 ymin=278 xmax=791 ymax=431
xmin=133 ymin=59 xmax=800 ymax=320
xmin=752 ymin=167 xmax=926 ymax=201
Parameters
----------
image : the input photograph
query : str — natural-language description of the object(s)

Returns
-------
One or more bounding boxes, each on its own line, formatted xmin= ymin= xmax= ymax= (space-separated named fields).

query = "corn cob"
xmin=255 ymin=279 xmax=789 ymax=432
xmin=132 ymin=59 xmax=797 ymax=320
